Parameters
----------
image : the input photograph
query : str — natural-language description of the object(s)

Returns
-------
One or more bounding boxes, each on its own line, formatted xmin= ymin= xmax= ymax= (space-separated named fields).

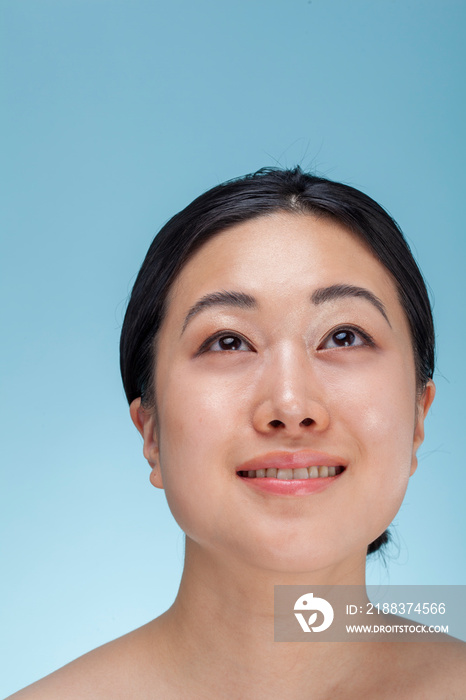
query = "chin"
xmin=233 ymin=533 xmax=367 ymax=578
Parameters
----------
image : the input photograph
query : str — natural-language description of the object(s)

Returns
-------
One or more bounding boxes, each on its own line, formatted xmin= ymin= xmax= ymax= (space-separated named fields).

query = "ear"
xmin=129 ymin=398 xmax=164 ymax=489
xmin=410 ymin=379 xmax=436 ymax=476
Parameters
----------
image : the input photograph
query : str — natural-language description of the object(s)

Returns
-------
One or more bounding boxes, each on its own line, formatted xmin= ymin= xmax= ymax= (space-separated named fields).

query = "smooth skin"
xmin=9 ymin=213 xmax=465 ymax=699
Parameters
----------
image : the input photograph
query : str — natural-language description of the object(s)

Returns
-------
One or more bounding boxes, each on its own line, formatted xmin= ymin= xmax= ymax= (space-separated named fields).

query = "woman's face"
xmin=133 ymin=212 xmax=434 ymax=574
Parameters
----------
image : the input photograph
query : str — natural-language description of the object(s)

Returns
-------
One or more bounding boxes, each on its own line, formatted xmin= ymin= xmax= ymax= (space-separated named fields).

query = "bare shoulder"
xmin=4 ymin=620 xmax=165 ymax=700
xmin=385 ymin=636 xmax=466 ymax=699
xmin=340 ymin=637 xmax=466 ymax=700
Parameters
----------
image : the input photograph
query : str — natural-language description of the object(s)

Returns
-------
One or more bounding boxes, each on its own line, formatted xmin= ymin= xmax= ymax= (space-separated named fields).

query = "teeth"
xmin=240 ymin=466 xmax=344 ymax=479
xmin=276 ymin=468 xmax=293 ymax=479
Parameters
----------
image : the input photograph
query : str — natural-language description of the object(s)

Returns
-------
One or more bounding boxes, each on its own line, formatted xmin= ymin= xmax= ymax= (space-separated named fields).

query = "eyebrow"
xmin=311 ymin=284 xmax=391 ymax=326
xmin=181 ymin=290 xmax=257 ymax=333
xmin=181 ymin=283 xmax=391 ymax=335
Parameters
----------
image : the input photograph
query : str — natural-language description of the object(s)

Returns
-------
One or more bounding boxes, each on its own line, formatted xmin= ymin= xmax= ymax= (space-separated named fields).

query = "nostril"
xmin=300 ymin=417 xmax=313 ymax=427
xmin=269 ymin=419 xmax=284 ymax=428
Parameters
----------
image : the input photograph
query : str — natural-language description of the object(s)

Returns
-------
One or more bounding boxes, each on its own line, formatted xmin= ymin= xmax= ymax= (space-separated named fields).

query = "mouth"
xmin=235 ymin=451 xmax=346 ymax=495
xmin=237 ymin=465 xmax=345 ymax=479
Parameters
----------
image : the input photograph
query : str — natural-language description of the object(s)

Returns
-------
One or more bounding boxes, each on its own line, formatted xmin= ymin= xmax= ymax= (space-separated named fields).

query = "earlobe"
xmin=149 ymin=467 xmax=164 ymax=490
xmin=410 ymin=379 xmax=436 ymax=476
xmin=129 ymin=398 xmax=164 ymax=489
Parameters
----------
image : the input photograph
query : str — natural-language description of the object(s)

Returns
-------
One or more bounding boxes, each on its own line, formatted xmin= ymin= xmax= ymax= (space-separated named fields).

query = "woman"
xmin=9 ymin=167 xmax=465 ymax=699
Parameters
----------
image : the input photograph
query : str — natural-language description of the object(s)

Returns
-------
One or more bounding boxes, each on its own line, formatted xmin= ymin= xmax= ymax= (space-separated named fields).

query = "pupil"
xmin=334 ymin=331 xmax=354 ymax=347
xmin=219 ymin=336 xmax=240 ymax=350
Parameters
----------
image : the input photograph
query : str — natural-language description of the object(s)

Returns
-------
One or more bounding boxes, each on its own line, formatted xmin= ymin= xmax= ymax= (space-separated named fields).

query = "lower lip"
xmin=237 ymin=474 xmax=342 ymax=496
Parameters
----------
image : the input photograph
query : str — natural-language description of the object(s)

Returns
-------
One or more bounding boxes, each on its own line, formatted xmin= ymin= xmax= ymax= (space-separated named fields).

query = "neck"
xmin=155 ymin=538 xmax=371 ymax=699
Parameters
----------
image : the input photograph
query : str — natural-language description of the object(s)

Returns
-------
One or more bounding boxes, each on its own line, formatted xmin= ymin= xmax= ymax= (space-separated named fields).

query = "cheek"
xmin=154 ymin=370 xmax=241 ymax=538
xmin=329 ymin=352 xmax=417 ymax=446
xmin=330 ymin=361 xmax=418 ymax=539
xmin=157 ymin=370 xmax=241 ymax=456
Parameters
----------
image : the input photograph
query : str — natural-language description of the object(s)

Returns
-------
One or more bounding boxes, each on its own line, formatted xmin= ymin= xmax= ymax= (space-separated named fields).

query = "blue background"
xmin=1 ymin=0 xmax=465 ymax=694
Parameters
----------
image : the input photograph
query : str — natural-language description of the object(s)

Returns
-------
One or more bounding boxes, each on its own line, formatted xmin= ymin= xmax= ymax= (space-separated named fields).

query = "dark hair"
xmin=120 ymin=166 xmax=435 ymax=555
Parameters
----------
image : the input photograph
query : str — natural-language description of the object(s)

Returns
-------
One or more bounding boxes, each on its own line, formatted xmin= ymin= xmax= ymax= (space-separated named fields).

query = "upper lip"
xmin=236 ymin=450 xmax=347 ymax=472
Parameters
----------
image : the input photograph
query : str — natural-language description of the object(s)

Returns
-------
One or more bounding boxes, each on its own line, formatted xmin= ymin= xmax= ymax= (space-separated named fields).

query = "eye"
xmin=199 ymin=332 xmax=253 ymax=353
xmin=320 ymin=327 xmax=374 ymax=350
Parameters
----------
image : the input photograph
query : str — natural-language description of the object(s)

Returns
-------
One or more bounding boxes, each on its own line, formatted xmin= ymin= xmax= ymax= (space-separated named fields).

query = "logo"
xmin=294 ymin=592 xmax=334 ymax=633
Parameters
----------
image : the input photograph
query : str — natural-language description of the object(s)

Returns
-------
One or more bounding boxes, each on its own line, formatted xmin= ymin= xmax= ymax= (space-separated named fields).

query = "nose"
xmin=251 ymin=344 xmax=330 ymax=437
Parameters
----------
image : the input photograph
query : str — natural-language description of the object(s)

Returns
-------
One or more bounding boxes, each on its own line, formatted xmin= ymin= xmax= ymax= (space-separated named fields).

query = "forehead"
xmin=166 ymin=212 xmax=402 ymax=317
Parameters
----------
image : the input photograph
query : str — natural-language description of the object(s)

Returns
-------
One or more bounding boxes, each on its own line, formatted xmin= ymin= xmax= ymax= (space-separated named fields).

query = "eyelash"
xmin=197 ymin=325 xmax=375 ymax=355
xmin=318 ymin=325 xmax=376 ymax=350
xmin=196 ymin=330 xmax=253 ymax=355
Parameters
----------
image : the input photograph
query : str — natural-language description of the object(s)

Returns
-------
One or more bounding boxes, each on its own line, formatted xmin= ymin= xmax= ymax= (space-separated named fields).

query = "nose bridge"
xmin=270 ymin=340 xmax=310 ymax=412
